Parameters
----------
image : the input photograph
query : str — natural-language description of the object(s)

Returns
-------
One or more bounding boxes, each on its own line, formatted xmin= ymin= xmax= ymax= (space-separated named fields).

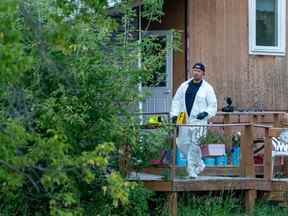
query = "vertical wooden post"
xmin=240 ymin=128 xmax=246 ymax=176
xmin=264 ymin=128 xmax=273 ymax=180
xmin=224 ymin=114 xmax=232 ymax=155
xmin=245 ymin=190 xmax=257 ymax=214
xmin=168 ymin=127 xmax=177 ymax=216
xmin=223 ymin=114 xmax=231 ymax=138
xmin=249 ymin=114 xmax=257 ymax=131
xmin=280 ymin=113 xmax=288 ymax=176
xmin=263 ymin=128 xmax=273 ymax=208
xmin=240 ymin=125 xmax=255 ymax=177
xmin=168 ymin=192 xmax=177 ymax=216
xmin=240 ymin=125 xmax=256 ymax=213
xmin=171 ymin=127 xmax=177 ymax=181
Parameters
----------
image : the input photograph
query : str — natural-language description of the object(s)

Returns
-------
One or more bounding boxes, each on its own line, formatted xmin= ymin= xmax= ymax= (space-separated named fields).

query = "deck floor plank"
xmin=128 ymin=172 xmax=274 ymax=191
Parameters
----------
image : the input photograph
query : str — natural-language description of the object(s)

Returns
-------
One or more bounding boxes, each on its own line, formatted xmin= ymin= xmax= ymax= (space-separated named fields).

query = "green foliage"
xmin=253 ymin=201 xmax=288 ymax=216
xmin=0 ymin=0 xmax=35 ymax=85
xmin=199 ymin=131 xmax=235 ymax=158
xmin=108 ymin=183 xmax=154 ymax=216
xmin=142 ymin=0 xmax=164 ymax=22
xmin=132 ymin=127 xmax=169 ymax=168
xmin=0 ymin=0 xmax=166 ymax=215
xmin=176 ymin=193 xmax=288 ymax=216
xmin=177 ymin=192 xmax=241 ymax=216
xmin=199 ymin=131 xmax=226 ymax=145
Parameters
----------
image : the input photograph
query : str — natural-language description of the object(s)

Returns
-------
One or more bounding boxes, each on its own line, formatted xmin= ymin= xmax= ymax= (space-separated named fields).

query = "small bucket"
xmin=176 ymin=148 xmax=187 ymax=167
xmin=203 ymin=157 xmax=216 ymax=167
xmin=215 ymin=155 xmax=227 ymax=167
xmin=231 ymin=147 xmax=240 ymax=166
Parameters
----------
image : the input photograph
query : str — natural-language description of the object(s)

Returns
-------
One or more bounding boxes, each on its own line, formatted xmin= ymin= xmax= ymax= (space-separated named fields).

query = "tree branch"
xmin=0 ymin=159 xmax=40 ymax=192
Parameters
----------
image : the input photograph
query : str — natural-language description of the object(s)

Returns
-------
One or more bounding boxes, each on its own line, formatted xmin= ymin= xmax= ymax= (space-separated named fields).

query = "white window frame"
xmin=249 ymin=0 xmax=286 ymax=56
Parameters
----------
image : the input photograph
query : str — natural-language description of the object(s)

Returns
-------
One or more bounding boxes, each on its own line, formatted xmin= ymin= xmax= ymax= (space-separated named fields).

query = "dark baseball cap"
xmin=192 ymin=63 xmax=205 ymax=72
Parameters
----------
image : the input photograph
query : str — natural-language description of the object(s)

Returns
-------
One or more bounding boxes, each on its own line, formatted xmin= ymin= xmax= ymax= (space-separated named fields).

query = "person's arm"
xmin=205 ymin=86 xmax=217 ymax=118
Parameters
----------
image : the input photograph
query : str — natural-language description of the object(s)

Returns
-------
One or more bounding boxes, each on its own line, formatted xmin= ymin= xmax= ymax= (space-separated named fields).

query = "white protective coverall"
xmin=171 ymin=79 xmax=217 ymax=177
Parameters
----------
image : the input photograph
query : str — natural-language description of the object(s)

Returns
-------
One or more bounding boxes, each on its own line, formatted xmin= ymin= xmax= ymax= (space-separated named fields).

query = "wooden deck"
xmin=128 ymin=172 xmax=272 ymax=191
xmin=139 ymin=165 xmax=286 ymax=177
xmin=129 ymin=170 xmax=288 ymax=192
xmin=121 ymin=112 xmax=288 ymax=215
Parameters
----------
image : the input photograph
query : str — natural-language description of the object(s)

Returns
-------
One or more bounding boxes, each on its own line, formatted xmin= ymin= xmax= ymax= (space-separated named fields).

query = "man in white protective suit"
xmin=170 ymin=63 xmax=217 ymax=178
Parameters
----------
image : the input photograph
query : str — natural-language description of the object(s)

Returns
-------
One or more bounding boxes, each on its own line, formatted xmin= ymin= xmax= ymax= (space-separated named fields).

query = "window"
xmin=249 ymin=0 xmax=286 ymax=55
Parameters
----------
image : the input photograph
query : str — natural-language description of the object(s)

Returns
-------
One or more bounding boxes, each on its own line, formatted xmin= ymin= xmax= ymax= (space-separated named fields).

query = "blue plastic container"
xmin=176 ymin=148 xmax=187 ymax=167
xmin=231 ymin=147 xmax=240 ymax=166
xmin=215 ymin=155 xmax=227 ymax=167
xmin=203 ymin=157 xmax=216 ymax=167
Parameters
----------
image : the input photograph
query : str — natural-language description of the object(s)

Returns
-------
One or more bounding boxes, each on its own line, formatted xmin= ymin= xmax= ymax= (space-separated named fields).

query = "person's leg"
xmin=186 ymin=127 xmax=206 ymax=177
xmin=187 ymin=142 xmax=205 ymax=177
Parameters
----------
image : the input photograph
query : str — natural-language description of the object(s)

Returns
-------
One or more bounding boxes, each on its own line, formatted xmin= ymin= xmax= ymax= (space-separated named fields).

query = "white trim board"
xmin=249 ymin=0 xmax=286 ymax=56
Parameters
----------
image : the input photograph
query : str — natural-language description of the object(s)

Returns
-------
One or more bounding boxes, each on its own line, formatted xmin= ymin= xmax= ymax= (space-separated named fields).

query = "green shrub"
xmin=0 ymin=0 xmax=166 ymax=215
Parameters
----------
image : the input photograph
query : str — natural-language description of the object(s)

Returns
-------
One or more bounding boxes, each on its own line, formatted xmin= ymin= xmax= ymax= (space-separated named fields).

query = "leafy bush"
xmin=0 ymin=0 xmax=167 ymax=215
xmin=132 ymin=127 xmax=170 ymax=168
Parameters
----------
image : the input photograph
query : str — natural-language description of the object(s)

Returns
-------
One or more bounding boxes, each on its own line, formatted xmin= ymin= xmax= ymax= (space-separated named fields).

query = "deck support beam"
xmin=245 ymin=189 xmax=256 ymax=214
xmin=168 ymin=192 xmax=177 ymax=216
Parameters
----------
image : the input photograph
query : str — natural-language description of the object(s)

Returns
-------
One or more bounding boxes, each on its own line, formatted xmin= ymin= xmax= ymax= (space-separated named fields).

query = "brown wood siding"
xmin=149 ymin=0 xmax=186 ymax=93
xmin=188 ymin=0 xmax=288 ymax=111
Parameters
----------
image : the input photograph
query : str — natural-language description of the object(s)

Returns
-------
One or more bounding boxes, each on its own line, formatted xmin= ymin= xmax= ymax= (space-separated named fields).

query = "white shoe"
xmin=195 ymin=161 xmax=205 ymax=174
xmin=186 ymin=171 xmax=198 ymax=179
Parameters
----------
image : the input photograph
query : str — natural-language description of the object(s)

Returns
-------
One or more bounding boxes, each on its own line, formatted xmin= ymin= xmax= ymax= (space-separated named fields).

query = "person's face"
xmin=191 ymin=68 xmax=204 ymax=81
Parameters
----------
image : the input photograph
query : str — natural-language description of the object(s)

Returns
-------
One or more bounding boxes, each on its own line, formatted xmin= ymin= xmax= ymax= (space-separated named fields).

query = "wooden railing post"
xmin=279 ymin=113 xmax=288 ymax=176
xmin=223 ymin=113 xmax=231 ymax=139
xmin=240 ymin=125 xmax=255 ymax=177
xmin=274 ymin=113 xmax=285 ymax=175
xmin=223 ymin=114 xmax=232 ymax=154
xmin=169 ymin=126 xmax=177 ymax=216
xmin=240 ymin=125 xmax=256 ymax=213
xmin=249 ymin=113 xmax=257 ymax=147
xmin=264 ymin=128 xmax=273 ymax=180
xmin=170 ymin=127 xmax=177 ymax=181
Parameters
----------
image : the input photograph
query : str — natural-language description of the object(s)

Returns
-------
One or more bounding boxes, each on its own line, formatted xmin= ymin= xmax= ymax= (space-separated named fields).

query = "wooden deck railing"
xmin=125 ymin=111 xmax=287 ymax=179
xmin=169 ymin=123 xmax=254 ymax=181
xmin=125 ymin=111 xmax=288 ymax=216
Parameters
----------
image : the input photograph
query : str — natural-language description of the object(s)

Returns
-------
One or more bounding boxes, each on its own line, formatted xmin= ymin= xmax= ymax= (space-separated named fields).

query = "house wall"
xmin=188 ymin=0 xmax=288 ymax=111
xmin=149 ymin=0 xmax=186 ymax=93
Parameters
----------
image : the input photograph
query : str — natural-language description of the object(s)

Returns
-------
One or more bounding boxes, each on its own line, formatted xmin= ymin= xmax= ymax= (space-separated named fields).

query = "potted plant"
xmin=199 ymin=131 xmax=227 ymax=166
xmin=200 ymin=131 xmax=226 ymax=156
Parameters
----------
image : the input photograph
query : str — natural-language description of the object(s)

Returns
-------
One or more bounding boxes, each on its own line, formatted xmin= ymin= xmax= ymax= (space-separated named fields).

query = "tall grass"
xmin=178 ymin=192 xmax=241 ymax=216
xmin=152 ymin=192 xmax=288 ymax=216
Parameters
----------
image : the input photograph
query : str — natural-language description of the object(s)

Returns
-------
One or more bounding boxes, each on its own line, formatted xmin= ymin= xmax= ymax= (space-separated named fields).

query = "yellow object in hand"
xmin=176 ymin=112 xmax=187 ymax=124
